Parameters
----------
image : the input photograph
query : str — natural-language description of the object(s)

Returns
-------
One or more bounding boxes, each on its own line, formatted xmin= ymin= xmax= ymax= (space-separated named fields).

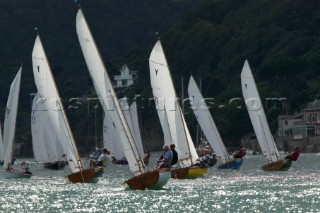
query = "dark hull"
xmin=113 ymin=159 xmax=128 ymax=165
xmin=113 ymin=159 xmax=149 ymax=165
xmin=44 ymin=161 xmax=66 ymax=170
xmin=66 ymin=168 xmax=97 ymax=183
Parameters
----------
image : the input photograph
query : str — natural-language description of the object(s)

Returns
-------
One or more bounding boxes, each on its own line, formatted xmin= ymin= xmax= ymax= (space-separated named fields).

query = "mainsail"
xmin=188 ymin=76 xmax=231 ymax=163
xmin=241 ymin=60 xmax=280 ymax=163
xmin=149 ymin=40 xmax=198 ymax=167
xmin=0 ymin=122 xmax=4 ymax=162
xmin=76 ymin=9 xmax=146 ymax=175
xmin=32 ymin=35 xmax=82 ymax=173
xmin=3 ymin=68 xmax=22 ymax=169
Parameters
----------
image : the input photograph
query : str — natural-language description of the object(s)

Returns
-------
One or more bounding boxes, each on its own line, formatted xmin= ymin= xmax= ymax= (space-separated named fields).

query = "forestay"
xmin=188 ymin=76 xmax=231 ymax=163
xmin=32 ymin=36 xmax=81 ymax=173
xmin=76 ymin=9 xmax=146 ymax=175
xmin=149 ymin=40 xmax=198 ymax=167
xmin=241 ymin=60 xmax=280 ymax=163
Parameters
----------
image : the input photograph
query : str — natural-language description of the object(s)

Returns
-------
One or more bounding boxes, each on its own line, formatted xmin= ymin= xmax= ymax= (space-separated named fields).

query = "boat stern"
xmin=218 ymin=158 xmax=243 ymax=170
xmin=147 ymin=170 xmax=171 ymax=190
xmin=262 ymin=159 xmax=292 ymax=171
xmin=187 ymin=166 xmax=208 ymax=178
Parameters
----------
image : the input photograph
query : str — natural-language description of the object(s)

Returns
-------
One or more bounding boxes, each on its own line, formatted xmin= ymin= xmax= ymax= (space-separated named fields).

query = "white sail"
xmin=129 ymin=102 xmax=145 ymax=157
xmin=76 ymin=9 xmax=146 ymax=175
xmin=44 ymin=120 xmax=64 ymax=162
xmin=188 ymin=76 xmax=231 ymax=163
xmin=152 ymin=93 xmax=173 ymax=145
xmin=0 ymin=122 xmax=4 ymax=161
xmin=103 ymin=112 xmax=124 ymax=160
xmin=31 ymin=93 xmax=48 ymax=162
xmin=3 ymin=68 xmax=22 ymax=169
xmin=120 ymin=98 xmax=144 ymax=157
xmin=149 ymin=40 xmax=198 ymax=167
xmin=241 ymin=60 xmax=280 ymax=163
xmin=31 ymin=93 xmax=64 ymax=163
xmin=32 ymin=35 xmax=81 ymax=173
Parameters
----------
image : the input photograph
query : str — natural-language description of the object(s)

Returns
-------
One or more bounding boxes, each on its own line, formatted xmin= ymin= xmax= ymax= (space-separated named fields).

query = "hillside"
xmin=1 ymin=0 xmax=320 ymax=154
xmin=0 ymin=0 xmax=198 ymax=155
xmin=127 ymin=0 xmax=320 ymax=146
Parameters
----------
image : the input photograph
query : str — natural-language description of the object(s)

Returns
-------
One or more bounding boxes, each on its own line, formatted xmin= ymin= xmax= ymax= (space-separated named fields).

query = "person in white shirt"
xmin=90 ymin=148 xmax=110 ymax=167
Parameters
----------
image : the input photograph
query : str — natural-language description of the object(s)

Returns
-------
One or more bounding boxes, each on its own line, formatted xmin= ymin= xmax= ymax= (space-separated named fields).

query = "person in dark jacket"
xmin=170 ymin=143 xmax=178 ymax=166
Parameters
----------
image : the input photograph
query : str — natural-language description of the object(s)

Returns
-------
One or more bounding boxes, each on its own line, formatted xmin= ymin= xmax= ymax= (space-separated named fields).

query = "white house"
xmin=278 ymin=99 xmax=320 ymax=139
xmin=278 ymin=114 xmax=304 ymax=138
xmin=114 ymin=64 xmax=137 ymax=88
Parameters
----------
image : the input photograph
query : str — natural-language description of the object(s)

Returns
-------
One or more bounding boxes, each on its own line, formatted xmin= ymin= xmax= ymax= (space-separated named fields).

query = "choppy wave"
xmin=0 ymin=154 xmax=319 ymax=212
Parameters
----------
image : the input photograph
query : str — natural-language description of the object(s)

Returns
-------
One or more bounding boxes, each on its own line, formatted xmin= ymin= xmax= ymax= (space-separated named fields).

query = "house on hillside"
xmin=278 ymin=99 xmax=320 ymax=139
xmin=114 ymin=64 xmax=137 ymax=88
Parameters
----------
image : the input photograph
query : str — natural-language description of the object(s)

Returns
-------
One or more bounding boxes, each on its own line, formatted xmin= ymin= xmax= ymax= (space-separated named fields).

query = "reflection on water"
xmin=0 ymin=154 xmax=319 ymax=212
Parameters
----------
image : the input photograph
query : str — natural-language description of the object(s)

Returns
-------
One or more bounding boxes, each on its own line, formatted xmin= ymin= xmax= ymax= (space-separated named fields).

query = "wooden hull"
xmin=124 ymin=170 xmax=169 ymax=190
xmin=3 ymin=170 xmax=32 ymax=179
xmin=171 ymin=166 xmax=208 ymax=179
xmin=44 ymin=161 xmax=66 ymax=170
xmin=218 ymin=158 xmax=243 ymax=170
xmin=66 ymin=168 xmax=97 ymax=183
xmin=171 ymin=167 xmax=189 ymax=179
xmin=262 ymin=159 xmax=292 ymax=171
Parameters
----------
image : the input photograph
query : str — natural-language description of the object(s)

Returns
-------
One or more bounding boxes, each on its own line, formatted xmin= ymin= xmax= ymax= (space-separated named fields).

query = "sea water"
xmin=0 ymin=153 xmax=319 ymax=212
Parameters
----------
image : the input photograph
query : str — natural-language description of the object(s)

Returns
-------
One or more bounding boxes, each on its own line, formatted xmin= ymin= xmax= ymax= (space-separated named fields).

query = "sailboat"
xmin=76 ymin=8 xmax=170 ymax=189
xmin=188 ymin=76 xmax=243 ymax=169
xmin=31 ymin=93 xmax=66 ymax=170
xmin=241 ymin=59 xmax=291 ymax=171
xmin=149 ymin=40 xmax=208 ymax=179
xmin=32 ymin=35 xmax=97 ymax=183
xmin=3 ymin=67 xmax=30 ymax=178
